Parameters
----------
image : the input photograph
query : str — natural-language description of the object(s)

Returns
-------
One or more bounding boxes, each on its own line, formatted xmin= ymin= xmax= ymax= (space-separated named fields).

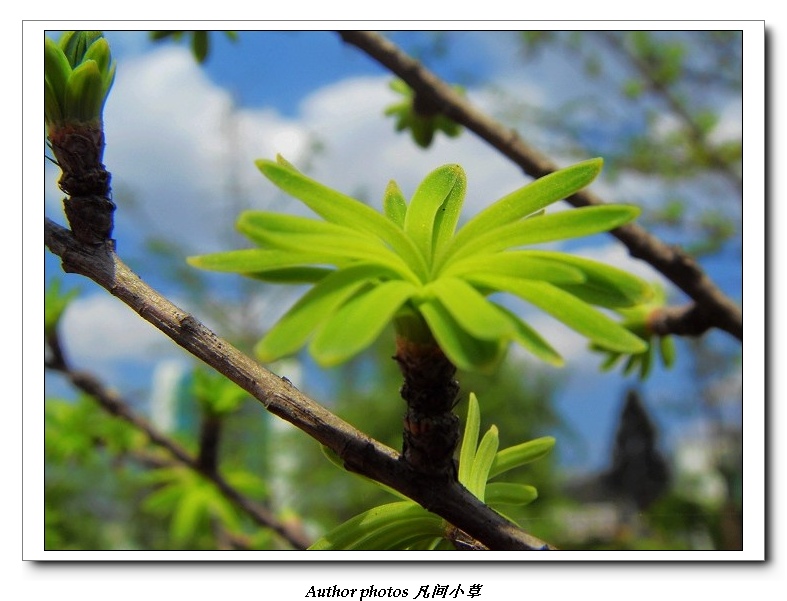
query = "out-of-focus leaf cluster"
xmin=384 ymin=79 xmax=462 ymax=148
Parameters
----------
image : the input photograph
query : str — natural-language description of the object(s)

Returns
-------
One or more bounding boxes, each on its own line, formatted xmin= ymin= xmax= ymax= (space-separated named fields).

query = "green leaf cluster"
xmin=191 ymin=367 xmax=249 ymax=416
xmin=45 ymin=278 xmax=79 ymax=336
xmin=45 ymin=31 xmax=116 ymax=130
xmin=591 ymin=283 xmax=676 ymax=379
xmin=309 ymin=393 xmax=553 ymax=550
xmin=384 ymin=79 xmax=462 ymax=148
xmin=46 ymin=396 xmax=147 ymax=462
xmin=190 ymin=156 xmax=651 ymax=373
xmin=141 ymin=465 xmax=267 ymax=547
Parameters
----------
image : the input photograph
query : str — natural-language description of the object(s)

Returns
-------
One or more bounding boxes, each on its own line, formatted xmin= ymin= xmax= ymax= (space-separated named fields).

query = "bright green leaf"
xmin=256 ymin=159 xmax=429 ymax=280
xmin=440 ymin=251 xmax=586 ymax=284
xmin=418 ymin=299 xmax=506 ymax=372
xmin=494 ymin=305 xmax=564 ymax=366
xmin=310 ymin=280 xmax=417 ymax=366
xmin=450 ymin=158 xmax=604 ymax=248
xmin=426 ymin=277 xmax=512 ymax=340
xmin=526 ymin=250 xmax=653 ymax=307
xmin=383 ymin=180 xmax=408 ymax=227
xmin=468 ymin=276 xmax=647 ymax=354
xmin=489 ymin=436 xmax=556 ymax=478
xmin=458 ymin=393 xmax=482 ymax=486
xmin=255 ymin=264 xmax=390 ymax=361
xmin=467 ymin=425 xmax=499 ymax=501
xmin=404 ymin=164 xmax=463 ymax=261
xmin=449 ymin=205 xmax=641 ymax=263
xmin=486 ymin=482 xmax=538 ymax=506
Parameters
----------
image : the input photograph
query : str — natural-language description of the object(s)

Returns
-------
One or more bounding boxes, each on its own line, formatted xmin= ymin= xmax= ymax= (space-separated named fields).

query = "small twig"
xmin=595 ymin=31 xmax=742 ymax=194
xmin=45 ymin=217 xmax=553 ymax=551
xmin=45 ymin=330 xmax=312 ymax=551
xmin=338 ymin=31 xmax=742 ymax=343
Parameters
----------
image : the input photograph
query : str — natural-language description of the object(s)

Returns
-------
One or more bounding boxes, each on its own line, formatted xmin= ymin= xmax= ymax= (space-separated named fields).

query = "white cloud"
xmin=87 ymin=47 xmax=542 ymax=258
xmin=59 ymin=293 xmax=187 ymax=378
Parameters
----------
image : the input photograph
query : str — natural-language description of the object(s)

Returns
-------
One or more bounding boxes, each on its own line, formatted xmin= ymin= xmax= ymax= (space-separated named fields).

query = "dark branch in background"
xmin=338 ymin=31 xmax=742 ymax=343
xmin=595 ymin=31 xmax=743 ymax=195
xmin=45 ymin=328 xmax=312 ymax=551
xmin=196 ymin=413 xmax=222 ymax=475
xmin=45 ymin=218 xmax=554 ymax=551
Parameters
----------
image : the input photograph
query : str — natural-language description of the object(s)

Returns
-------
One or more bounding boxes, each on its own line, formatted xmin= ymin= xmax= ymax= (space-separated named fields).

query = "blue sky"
xmin=42 ymin=28 xmax=745 ymax=478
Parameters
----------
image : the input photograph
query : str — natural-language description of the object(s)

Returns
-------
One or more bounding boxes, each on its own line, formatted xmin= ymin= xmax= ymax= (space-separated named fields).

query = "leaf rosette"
xmin=189 ymin=156 xmax=651 ymax=372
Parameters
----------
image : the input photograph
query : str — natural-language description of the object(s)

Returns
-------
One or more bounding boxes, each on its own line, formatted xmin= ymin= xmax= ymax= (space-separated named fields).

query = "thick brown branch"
xmin=45 ymin=343 xmax=312 ymax=550
xmin=45 ymin=217 xmax=553 ymax=551
xmin=338 ymin=31 xmax=742 ymax=342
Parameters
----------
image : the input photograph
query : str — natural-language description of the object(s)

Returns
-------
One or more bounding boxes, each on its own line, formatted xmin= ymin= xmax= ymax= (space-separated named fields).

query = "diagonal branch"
xmin=45 ymin=217 xmax=554 ymax=551
xmin=338 ymin=30 xmax=742 ymax=342
xmin=45 ymin=336 xmax=313 ymax=550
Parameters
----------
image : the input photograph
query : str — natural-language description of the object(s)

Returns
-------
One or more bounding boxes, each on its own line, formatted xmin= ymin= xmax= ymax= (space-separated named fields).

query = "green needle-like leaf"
xmin=470 ymin=276 xmax=648 ymax=354
xmin=450 ymin=158 xmax=604 ymax=248
xmin=485 ymin=482 xmax=538 ymax=506
xmin=239 ymin=210 xmax=376 ymax=241
xmin=447 ymin=205 xmax=640 ymax=264
xmin=458 ymin=393 xmax=482 ymax=487
xmin=344 ymin=513 xmax=443 ymax=550
xmin=255 ymin=264 xmax=390 ymax=361
xmin=495 ymin=306 xmax=563 ymax=366
xmin=467 ymin=425 xmax=499 ymax=501
xmin=44 ymin=37 xmax=71 ymax=105
xmin=310 ymin=280 xmax=417 ymax=366
xmin=404 ymin=164 xmax=463 ymax=262
xmin=489 ymin=436 xmax=556 ymax=478
xmin=82 ymin=37 xmax=112 ymax=77
xmin=187 ymin=248 xmax=348 ymax=274
xmin=256 ymin=159 xmax=429 ymax=280
xmin=383 ymin=180 xmax=408 ymax=228
xmin=426 ymin=277 xmax=512 ymax=340
xmin=418 ymin=299 xmax=506 ymax=372
xmin=308 ymin=501 xmax=429 ymax=550
xmin=440 ymin=251 xmax=586 ymax=284
xmin=526 ymin=250 xmax=653 ymax=307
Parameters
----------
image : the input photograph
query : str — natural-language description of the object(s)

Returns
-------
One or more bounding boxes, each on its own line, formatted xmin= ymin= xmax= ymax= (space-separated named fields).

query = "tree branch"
xmin=45 ymin=217 xmax=554 ymax=551
xmin=595 ymin=31 xmax=743 ymax=194
xmin=45 ymin=335 xmax=313 ymax=551
xmin=338 ymin=30 xmax=742 ymax=342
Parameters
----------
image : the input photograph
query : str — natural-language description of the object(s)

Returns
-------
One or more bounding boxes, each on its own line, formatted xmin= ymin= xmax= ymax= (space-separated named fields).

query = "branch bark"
xmin=338 ymin=30 xmax=742 ymax=343
xmin=45 ymin=217 xmax=554 ymax=551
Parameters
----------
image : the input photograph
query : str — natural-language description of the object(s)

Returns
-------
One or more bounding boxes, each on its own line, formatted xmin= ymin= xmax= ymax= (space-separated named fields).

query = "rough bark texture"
xmin=395 ymin=337 xmax=460 ymax=478
xmin=50 ymin=123 xmax=115 ymax=245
